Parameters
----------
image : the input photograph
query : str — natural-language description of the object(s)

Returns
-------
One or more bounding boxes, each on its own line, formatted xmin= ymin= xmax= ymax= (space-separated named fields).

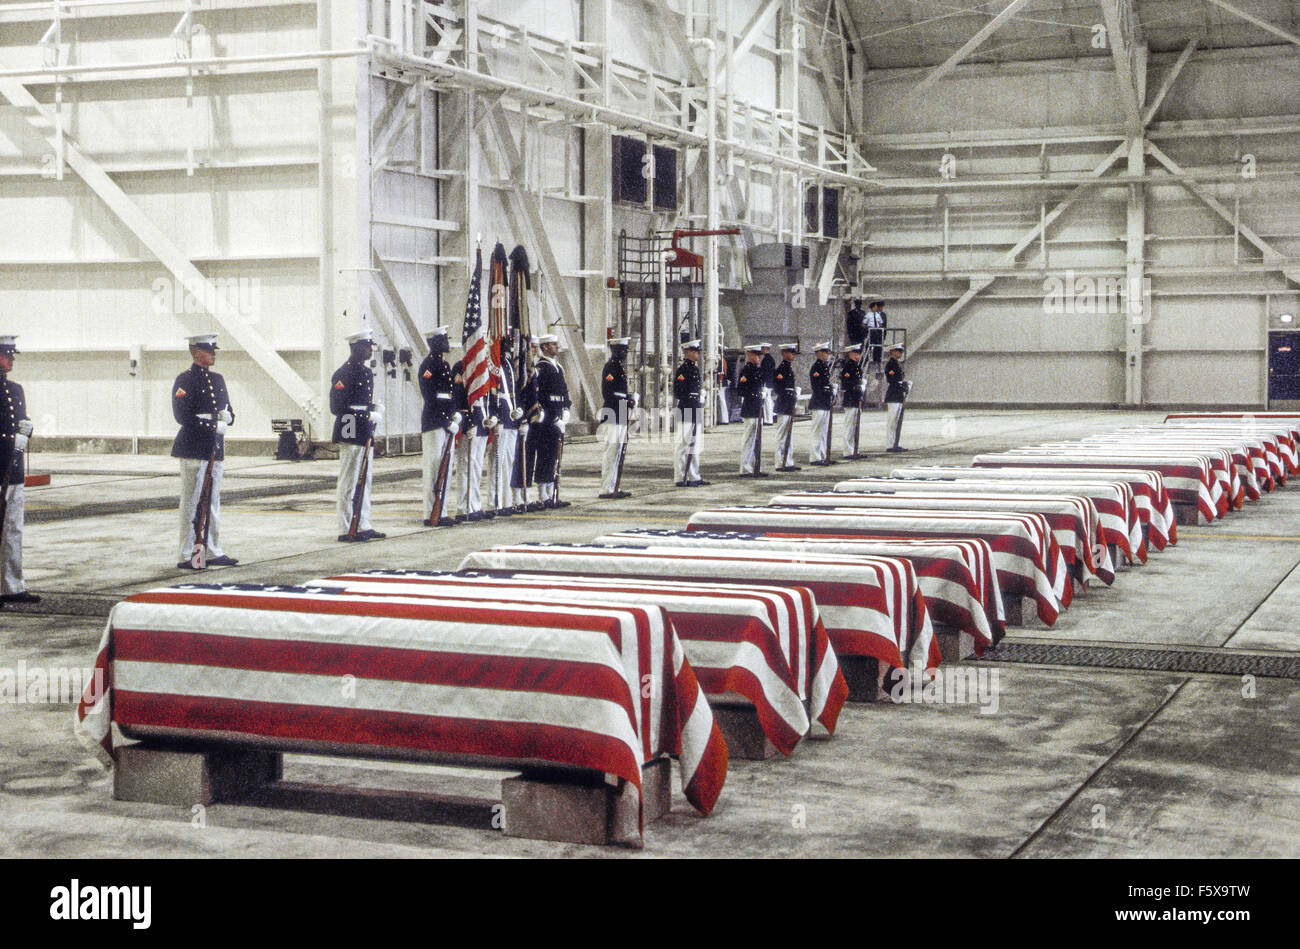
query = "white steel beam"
xmin=868 ymin=0 xmax=1034 ymax=129
xmin=479 ymin=100 xmax=600 ymax=418
xmin=1145 ymin=140 xmax=1298 ymax=282
xmin=0 ymin=77 xmax=325 ymax=430
xmin=1201 ymin=0 xmax=1300 ymax=48
xmin=907 ymin=142 xmax=1128 ymax=354
xmin=1142 ymin=37 xmax=1197 ymax=128
xmin=1098 ymin=0 xmax=1146 ymax=136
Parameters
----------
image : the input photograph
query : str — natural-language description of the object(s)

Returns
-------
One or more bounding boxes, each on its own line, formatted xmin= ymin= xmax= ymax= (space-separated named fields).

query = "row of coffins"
xmin=75 ymin=412 xmax=1299 ymax=847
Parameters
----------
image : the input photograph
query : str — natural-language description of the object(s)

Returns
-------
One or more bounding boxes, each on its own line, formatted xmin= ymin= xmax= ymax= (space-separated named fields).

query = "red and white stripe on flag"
xmin=310 ymin=570 xmax=848 ymax=752
xmin=75 ymin=584 xmax=729 ymax=830
xmin=458 ymin=544 xmax=940 ymax=675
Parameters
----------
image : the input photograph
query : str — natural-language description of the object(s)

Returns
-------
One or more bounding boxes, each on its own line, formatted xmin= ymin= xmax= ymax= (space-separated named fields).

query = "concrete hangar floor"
xmin=2 ymin=407 xmax=1297 ymax=858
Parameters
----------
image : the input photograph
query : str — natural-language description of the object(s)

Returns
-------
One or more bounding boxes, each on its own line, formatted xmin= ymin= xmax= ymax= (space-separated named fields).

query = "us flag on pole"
xmin=461 ymin=247 xmax=490 ymax=407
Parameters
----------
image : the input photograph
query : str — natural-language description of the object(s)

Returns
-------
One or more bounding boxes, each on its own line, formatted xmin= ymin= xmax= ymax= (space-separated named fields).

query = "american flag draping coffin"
xmin=777 ymin=490 xmax=1112 ymax=586
xmin=458 ymin=544 xmax=940 ymax=675
xmin=1080 ymin=432 xmax=1271 ymax=503
xmin=973 ymin=451 xmax=1222 ymax=523
xmin=845 ymin=477 xmax=1143 ymax=565
xmin=1028 ymin=442 xmax=1237 ymax=514
xmin=896 ymin=466 xmax=1177 ymax=552
xmin=305 ymin=570 xmax=847 ymax=757
xmin=75 ymin=583 xmax=729 ymax=829
xmin=1157 ymin=425 xmax=1296 ymax=484
xmin=596 ymin=529 xmax=1002 ymax=653
xmin=685 ymin=506 xmax=1066 ymax=625
xmin=1095 ymin=428 xmax=1290 ymax=497
xmin=1165 ymin=415 xmax=1300 ymax=474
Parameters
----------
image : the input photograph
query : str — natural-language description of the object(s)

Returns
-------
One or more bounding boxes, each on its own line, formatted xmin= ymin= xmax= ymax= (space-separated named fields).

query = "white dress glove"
xmin=218 ymin=409 xmax=233 ymax=425
xmin=484 ymin=415 xmax=499 ymax=430
xmin=17 ymin=419 xmax=33 ymax=438
xmin=216 ymin=420 xmax=229 ymax=436
xmin=560 ymin=410 xmax=571 ymax=428
xmin=448 ymin=412 xmax=464 ymax=432
xmin=13 ymin=434 xmax=29 ymax=452
xmin=510 ymin=407 xmax=524 ymax=422
xmin=370 ymin=404 xmax=385 ymax=424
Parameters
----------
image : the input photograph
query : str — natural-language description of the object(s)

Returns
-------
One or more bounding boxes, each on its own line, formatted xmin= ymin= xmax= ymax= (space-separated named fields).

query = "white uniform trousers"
xmin=773 ymin=414 xmax=795 ymax=468
xmin=600 ymin=420 xmax=627 ymax=494
xmin=842 ymin=407 xmax=862 ymax=456
xmin=674 ymin=413 xmax=701 ymax=483
xmin=493 ymin=429 xmax=523 ymax=508
xmin=886 ymin=402 xmax=905 ymax=449
xmin=808 ymin=410 xmax=831 ymax=463
xmin=178 ymin=458 xmax=225 ymax=562
xmin=421 ymin=428 xmax=456 ymax=520
xmin=457 ymin=434 xmax=488 ymax=515
xmin=761 ymin=387 xmax=775 ymax=424
xmin=336 ymin=444 xmax=372 ymax=534
xmin=739 ymin=417 xmax=762 ymax=474
xmin=2 ymin=483 xmax=25 ymax=595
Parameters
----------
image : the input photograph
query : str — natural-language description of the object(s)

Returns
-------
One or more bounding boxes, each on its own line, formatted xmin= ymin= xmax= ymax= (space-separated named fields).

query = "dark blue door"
xmin=1269 ymin=332 xmax=1300 ymax=400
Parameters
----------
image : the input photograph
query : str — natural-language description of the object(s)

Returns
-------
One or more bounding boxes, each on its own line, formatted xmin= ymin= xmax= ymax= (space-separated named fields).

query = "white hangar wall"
xmin=861 ymin=46 xmax=1300 ymax=408
xmin=0 ymin=1 xmax=330 ymax=447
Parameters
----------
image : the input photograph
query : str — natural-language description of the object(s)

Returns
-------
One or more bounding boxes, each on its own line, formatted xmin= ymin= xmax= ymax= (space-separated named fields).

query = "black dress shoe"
xmin=207 ymin=556 xmax=240 ymax=567
xmin=686 ymin=480 xmax=711 ymax=487
xmin=615 ymin=490 xmax=633 ymax=498
xmin=336 ymin=534 xmax=357 ymax=543
xmin=526 ymin=501 xmax=545 ymax=512
xmin=553 ymin=500 xmax=571 ymax=508
xmin=887 ymin=446 xmax=908 ymax=452
xmin=675 ymin=480 xmax=689 ymax=487
xmin=455 ymin=514 xmax=467 ymax=522
xmin=357 ymin=529 xmax=386 ymax=539
xmin=514 ymin=505 xmax=528 ymax=515
xmin=438 ymin=516 xmax=456 ymax=527
xmin=809 ymin=461 xmax=830 ymax=467
xmin=467 ymin=511 xmax=484 ymax=522
xmin=1 ymin=592 xmax=41 ymax=604
xmin=598 ymin=492 xmax=616 ymax=499
xmin=176 ymin=561 xmax=203 ymax=569
xmin=423 ymin=518 xmax=433 ymax=527
xmin=496 ymin=507 xmax=515 ymax=516
xmin=777 ymin=466 xmax=802 ymax=472
xmin=483 ymin=510 xmax=496 ymax=519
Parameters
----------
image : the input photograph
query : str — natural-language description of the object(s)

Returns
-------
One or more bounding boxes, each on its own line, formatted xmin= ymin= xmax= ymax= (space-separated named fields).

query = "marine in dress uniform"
xmin=845 ymin=299 xmax=868 ymax=348
xmin=532 ymin=335 xmax=570 ymax=508
xmin=840 ymin=343 xmax=865 ymax=458
xmin=519 ymin=337 xmax=542 ymax=510
xmin=737 ymin=344 xmax=767 ymax=476
xmin=455 ymin=353 xmax=500 ymax=523
xmin=884 ymin=343 xmax=909 ymax=452
xmin=807 ymin=342 xmax=836 ymax=466
xmin=331 ymin=329 xmax=387 ymax=541
xmin=0 ymin=336 xmax=37 ymax=602
xmin=673 ymin=340 xmax=707 ymax=486
xmin=172 ymin=333 xmax=239 ymax=568
xmin=599 ymin=337 xmax=635 ymax=499
xmin=491 ymin=334 xmax=526 ymax=514
xmin=772 ymin=343 xmax=800 ymax=472
xmin=417 ymin=327 xmax=461 ymax=527
xmin=759 ymin=343 xmax=776 ymax=424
